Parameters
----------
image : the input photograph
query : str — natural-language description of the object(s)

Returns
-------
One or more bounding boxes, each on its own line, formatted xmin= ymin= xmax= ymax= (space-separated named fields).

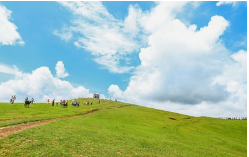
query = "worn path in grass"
xmin=0 ymin=103 xmax=131 ymax=138
xmin=0 ymin=108 xmax=100 ymax=138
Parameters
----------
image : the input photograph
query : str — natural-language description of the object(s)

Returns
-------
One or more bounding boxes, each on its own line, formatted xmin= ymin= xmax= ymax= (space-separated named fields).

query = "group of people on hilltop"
xmin=10 ymin=96 xmax=106 ymax=108
xmin=47 ymin=99 xmax=56 ymax=106
xmin=47 ymin=99 xmax=66 ymax=107
xmin=47 ymin=99 xmax=69 ymax=107
xmin=9 ymin=96 xmax=35 ymax=105
xmin=83 ymin=99 xmax=101 ymax=105
xmin=25 ymin=97 xmax=35 ymax=104
xmin=9 ymin=96 xmax=34 ymax=105
xmin=72 ymin=100 xmax=80 ymax=107
xmin=23 ymin=97 xmax=34 ymax=108
xmin=84 ymin=101 xmax=91 ymax=105
xmin=60 ymin=100 xmax=68 ymax=107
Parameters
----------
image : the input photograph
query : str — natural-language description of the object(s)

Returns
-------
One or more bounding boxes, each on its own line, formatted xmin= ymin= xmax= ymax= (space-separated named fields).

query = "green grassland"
xmin=0 ymin=98 xmax=116 ymax=127
xmin=0 ymin=99 xmax=247 ymax=157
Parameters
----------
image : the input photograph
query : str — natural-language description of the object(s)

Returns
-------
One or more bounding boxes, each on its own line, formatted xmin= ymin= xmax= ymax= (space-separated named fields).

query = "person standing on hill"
xmin=25 ymin=97 xmax=28 ymax=102
xmin=60 ymin=100 xmax=63 ymax=107
xmin=52 ymin=99 xmax=55 ymax=106
xmin=47 ymin=99 xmax=50 ymax=104
xmin=10 ymin=97 xmax=13 ymax=104
xmin=11 ymin=95 xmax=15 ymax=104
xmin=13 ymin=95 xmax=16 ymax=104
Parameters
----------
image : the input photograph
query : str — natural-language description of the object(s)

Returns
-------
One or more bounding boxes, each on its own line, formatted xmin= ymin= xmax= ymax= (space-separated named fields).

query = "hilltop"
xmin=0 ymin=98 xmax=246 ymax=156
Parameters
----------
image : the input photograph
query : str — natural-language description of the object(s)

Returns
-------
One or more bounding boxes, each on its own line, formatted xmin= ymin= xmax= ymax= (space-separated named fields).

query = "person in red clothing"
xmin=47 ymin=99 xmax=50 ymax=104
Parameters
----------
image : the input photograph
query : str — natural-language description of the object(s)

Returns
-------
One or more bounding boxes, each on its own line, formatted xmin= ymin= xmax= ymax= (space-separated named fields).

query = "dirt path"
xmin=0 ymin=109 xmax=99 ymax=139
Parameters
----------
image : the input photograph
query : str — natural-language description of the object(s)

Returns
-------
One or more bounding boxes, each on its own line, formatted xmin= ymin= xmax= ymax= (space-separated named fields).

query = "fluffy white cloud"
xmin=0 ymin=4 xmax=24 ymax=45
xmin=0 ymin=63 xmax=92 ymax=102
xmin=55 ymin=61 xmax=69 ymax=78
xmin=108 ymin=2 xmax=247 ymax=117
xmin=55 ymin=2 xmax=146 ymax=73
xmin=216 ymin=1 xmax=238 ymax=7
xmin=55 ymin=1 xmax=246 ymax=117
xmin=108 ymin=84 xmax=123 ymax=99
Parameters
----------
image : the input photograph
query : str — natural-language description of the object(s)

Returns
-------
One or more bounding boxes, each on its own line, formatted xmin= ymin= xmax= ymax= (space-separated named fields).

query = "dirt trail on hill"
xmin=0 ymin=105 xmax=131 ymax=139
xmin=0 ymin=109 xmax=100 ymax=139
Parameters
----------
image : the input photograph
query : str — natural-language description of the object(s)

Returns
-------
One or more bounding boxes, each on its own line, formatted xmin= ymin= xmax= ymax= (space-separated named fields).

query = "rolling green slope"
xmin=0 ymin=99 xmax=246 ymax=156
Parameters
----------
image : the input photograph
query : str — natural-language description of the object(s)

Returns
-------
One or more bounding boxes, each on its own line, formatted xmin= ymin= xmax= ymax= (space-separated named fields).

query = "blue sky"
xmin=0 ymin=1 xmax=157 ymax=94
xmin=0 ymin=1 xmax=247 ymax=117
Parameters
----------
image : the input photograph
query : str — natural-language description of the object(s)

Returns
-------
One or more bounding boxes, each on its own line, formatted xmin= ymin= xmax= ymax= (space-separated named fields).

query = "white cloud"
xmin=216 ymin=1 xmax=238 ymax=7
xmin=108 ymin=2 xmax=247 ymax=117
xmin=55 ymin=1 xmax=246 ymax=117
xmin=0 ymin=64 xmax=19 ymax=75
xmin=55 ymin=2 xmax=146 ymax=73
xmin=0 ymin=64 xmax=93 ymax=102
xmin=0 ymin=4 xmax=24 ymax=45
xmin=53 ymin=27 xmax=72 ymax=42
xmin=55 ymin=61 xmax=69 ymax=78
xmin=213 ymin=50 xmax=247 ymax=110
xmin=108 ymin=85 xmax=123 ymax=99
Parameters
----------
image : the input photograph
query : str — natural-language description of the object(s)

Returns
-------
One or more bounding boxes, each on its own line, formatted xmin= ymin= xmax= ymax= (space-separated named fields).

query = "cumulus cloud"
xmin=108 ymin=2 xmax=247 ymax=117
xmin=216 ymin=1 xmax=238 ymax=7
xmin=214 ymin=50 xmax=247 ymax=108
xmin=0 ymin=4 xmax=24 ymax=45
xmin=55 ymin=2 xmax=146 ymax=73
xmin=0 ymin=63 xmax=92 ymax=102
xmin=54 ymin=1 xmax=246 ymax=117
xmin=55 ymin=61 xmax=69 ymax=78
xmin=108 ymin=84 xmax=124 ymax=99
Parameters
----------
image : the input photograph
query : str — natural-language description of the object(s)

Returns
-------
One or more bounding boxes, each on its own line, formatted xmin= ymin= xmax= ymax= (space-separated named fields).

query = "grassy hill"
xmin=0 ymin=98 xmax=247 ymax=156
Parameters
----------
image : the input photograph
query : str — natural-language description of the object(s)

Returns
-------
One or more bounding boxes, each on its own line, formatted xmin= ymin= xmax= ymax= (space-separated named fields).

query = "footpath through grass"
xmin=0 ymin=98 xmax=117 ymax=127
xmin=0 ymin=100 xmax=247 ymax=157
